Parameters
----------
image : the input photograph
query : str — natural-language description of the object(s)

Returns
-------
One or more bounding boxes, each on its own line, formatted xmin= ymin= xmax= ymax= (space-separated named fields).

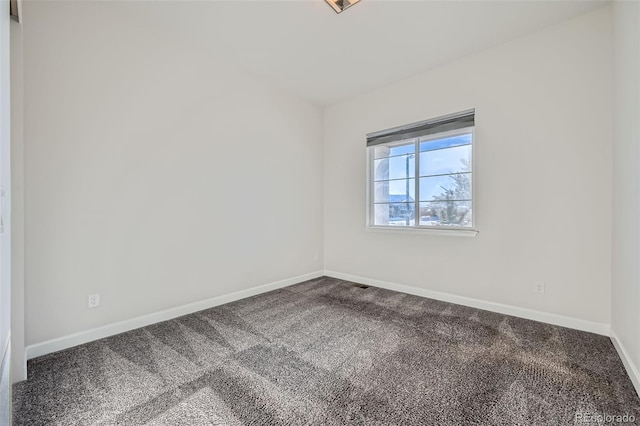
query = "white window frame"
xmin=366 ymin=126 xmax=478 ymax=236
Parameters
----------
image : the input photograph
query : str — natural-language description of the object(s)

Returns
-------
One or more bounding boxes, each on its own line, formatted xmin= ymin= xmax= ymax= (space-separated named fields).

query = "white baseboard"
xmin=610 ymin=330 xmax=640 ymax=397
xmin=0 ymin=339 xmax=10 ymax=426
xmin=324 ymin=270 xmax=610 ymax=336
xmin=25 ymin=271 xmax=324 ymax=361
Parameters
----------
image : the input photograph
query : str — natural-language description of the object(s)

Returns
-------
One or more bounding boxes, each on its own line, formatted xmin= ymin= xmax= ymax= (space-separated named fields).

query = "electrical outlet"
xmin=533 ymin=281 xmax=545 ymax=294
xmin=88 ymin=293 xmax=100 ymax=308
xmin=314 ymin=252 xmax=319 ymax=261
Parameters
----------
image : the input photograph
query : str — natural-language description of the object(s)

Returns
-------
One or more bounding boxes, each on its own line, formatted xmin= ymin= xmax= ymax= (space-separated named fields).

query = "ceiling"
xmin=119 ymin=0 xmax=607 ymax=106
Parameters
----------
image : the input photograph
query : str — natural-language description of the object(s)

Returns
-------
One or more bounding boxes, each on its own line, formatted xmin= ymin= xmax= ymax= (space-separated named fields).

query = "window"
xmin=367 ymin=109 xmax=475 ymax=231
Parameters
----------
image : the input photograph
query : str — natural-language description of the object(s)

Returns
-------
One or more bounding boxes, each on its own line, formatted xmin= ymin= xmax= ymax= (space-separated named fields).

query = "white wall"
xmin=0 ymin=0 xmax=10 ymax=419
xmin=324 ymin=8 xmax=613 ymax=328
xmin=22 ymin=1 xmax=324 ymax=347
xmin=11 ymin=13 xmax=24 ymax=382
xmin=611 ymin=0 xmax=640 ymax=392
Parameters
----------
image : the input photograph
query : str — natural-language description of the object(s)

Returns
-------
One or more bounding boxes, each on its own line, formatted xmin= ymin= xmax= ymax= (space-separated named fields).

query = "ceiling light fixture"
xmin=325 ymin=0 xmax=361 ymax=14
xmin=10 ymin=0 xmax=22 ymax=22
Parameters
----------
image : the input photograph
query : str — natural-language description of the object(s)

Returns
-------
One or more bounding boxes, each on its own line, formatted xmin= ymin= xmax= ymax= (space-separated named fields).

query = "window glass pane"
xmin=419 ymin=145 xmax=471 ymax=177
xmin=374 ymin=142 xmax=415 ymax=159
xmin=419 ymin=173 xmax=471 ymax=201
xmin=391 ymin=155 xmax=415 ymax=180
xmin=388 ymin=179 xmax=415 ymax=201
xmin=374 ymin=155 xmax=416 ymax=181
xmin=374 ymin=203 xmax=416 ymax=226
xmin=389 ymin=143 xmax=415 ymax=157
xmin=419 ymin=201 xmax=472 ymax=228
xmin=420 ymin=133 xmax=471 ymax=152
xmin=373 ymin=181 xmax=388 ymax=203
xmin=374 ymin=179 xmax=415 ymax=203
xmin=373 ymin=145 xmax=391 ymax=160
xmin=373 ymin=158 xmax=389 ymax=181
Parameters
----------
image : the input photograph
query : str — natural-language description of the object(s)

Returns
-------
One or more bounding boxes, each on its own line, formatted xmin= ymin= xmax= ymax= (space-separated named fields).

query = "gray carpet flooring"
xmin=12 ymin=277 xmax=640 ymax=425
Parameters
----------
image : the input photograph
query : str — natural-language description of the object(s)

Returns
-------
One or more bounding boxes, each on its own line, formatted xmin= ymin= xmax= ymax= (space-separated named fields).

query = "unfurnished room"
xmin=0 ymin=0 xmax=639 ymax=424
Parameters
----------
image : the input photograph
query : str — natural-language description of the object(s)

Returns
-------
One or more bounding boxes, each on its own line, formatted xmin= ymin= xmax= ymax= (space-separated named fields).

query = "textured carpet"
xmin=13 ymin=277 xmax=640 ymax=425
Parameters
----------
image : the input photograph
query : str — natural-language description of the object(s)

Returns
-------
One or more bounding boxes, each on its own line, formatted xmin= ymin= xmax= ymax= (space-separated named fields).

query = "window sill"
xmin=364 ymin=226 xmax=478 ymax=237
